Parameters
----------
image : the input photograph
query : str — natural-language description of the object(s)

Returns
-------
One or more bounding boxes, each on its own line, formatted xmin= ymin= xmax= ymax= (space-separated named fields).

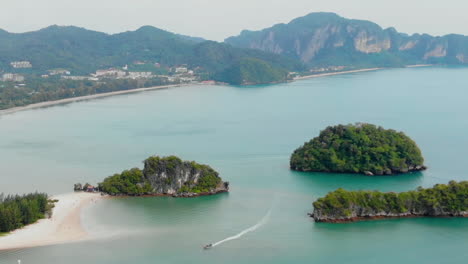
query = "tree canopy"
xmin=313 ymin=181 xmax=468 ymax=220
xmin=290 ymin=123 xmax=425 ymax=175
xmin=99 ymin=156 xmax=223 ymax=196
xmin=0 ymin=193 xmax=54 ymax=233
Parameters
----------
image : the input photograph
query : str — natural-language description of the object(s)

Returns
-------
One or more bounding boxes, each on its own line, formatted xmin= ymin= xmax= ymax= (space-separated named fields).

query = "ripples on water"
xmin=0 ymin=67 xmax=468 ymax=263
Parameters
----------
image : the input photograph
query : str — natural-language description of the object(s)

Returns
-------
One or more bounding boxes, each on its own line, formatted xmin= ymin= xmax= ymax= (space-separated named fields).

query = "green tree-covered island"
xmin=97 ymin=156 xmax=229 ymax=197
xmin=290 ymin=123 xmax=426 ymax=175
xmin=311 ymin=181 xmax=468 ymax=222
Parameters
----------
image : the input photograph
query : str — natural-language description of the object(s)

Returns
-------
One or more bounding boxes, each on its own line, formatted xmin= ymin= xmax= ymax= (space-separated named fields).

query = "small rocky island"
xmin=290 ymin=123 xmax=426 ymax=175
xmin=98 ymin=156 xmax=229 ymax=197
xmin=311 ymin=181 xmax=468 ymax=222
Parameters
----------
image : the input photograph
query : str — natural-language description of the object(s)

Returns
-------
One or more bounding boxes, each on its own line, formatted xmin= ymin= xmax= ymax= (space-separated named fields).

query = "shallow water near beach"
xmin=0 ymin=66 xmax=468 ymax=263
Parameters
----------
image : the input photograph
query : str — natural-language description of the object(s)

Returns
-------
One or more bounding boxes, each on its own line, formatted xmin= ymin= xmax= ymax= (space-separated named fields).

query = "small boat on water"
xmin=203 ymin=244 xmax=213 ymax=250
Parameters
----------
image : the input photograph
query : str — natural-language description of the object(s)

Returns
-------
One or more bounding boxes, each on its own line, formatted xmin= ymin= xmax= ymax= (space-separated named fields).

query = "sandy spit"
xmin=293 ymin=68 xmax=383 ymax=81
xmin=0 ymin=192 xmax=103 ymax=251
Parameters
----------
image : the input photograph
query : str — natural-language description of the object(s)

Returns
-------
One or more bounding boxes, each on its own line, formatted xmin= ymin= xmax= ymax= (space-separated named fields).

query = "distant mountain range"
xmin=0 ymin=25 xmax=303 ymax=85
xmin=1 ymin=12 xmax=467 ymax=85
xmin=226 ymin=12 xmax=468 ymax=67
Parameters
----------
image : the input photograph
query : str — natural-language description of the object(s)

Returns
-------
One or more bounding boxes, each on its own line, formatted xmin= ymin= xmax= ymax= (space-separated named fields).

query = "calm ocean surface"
xmin=0 ymin=67 xmax=467 ymax=263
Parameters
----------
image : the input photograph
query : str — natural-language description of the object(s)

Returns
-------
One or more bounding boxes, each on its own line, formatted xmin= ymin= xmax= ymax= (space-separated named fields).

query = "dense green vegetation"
xmin=0 ymin=193 xmax=54 ymax=233
xmin=290 ymin=124 xmax=425 ymax=175
xmin=0 ymin=26 xmax=303 ymax=79
xmin=215 ymin=58 xmax=289 ymax=85
xmin=0 ymin=25 xmax=305 ymax=110
xmin=0 ymin=77 xmax=171 ymax=109
xmin=99 ymin=168 xmax=153 ymax=195
xmin=313 ymin=181 xmax=468 ymax=220
xmin=99 ymin=156 xmax=224 ymax=196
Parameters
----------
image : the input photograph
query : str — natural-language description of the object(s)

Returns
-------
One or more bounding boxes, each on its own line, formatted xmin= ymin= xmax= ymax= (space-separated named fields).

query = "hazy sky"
xmin=2 ymin=0 xmax=467 ymax=41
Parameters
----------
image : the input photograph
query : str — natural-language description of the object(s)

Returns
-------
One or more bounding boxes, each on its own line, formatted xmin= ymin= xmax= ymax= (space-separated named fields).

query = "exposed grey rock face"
xmin=313 ymin=206 xmax=468 ymax=223
xmin=142 ymin=156 xmax=229 ymax=196
xmin=225 ymin=12 xmax=468 ymax=67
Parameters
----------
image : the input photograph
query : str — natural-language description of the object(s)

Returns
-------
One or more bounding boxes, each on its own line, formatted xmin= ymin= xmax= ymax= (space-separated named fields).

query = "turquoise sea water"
xmin=0 ymin=67 xmax=467 ymax=263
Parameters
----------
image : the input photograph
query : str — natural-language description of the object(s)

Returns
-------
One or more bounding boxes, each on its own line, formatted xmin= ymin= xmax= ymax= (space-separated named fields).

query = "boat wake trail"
xmin=210 ymin=208 xmax=272 ymax=248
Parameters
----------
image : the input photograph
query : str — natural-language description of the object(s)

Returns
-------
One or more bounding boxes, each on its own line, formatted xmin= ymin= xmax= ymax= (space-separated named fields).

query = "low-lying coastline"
xmin=405 ymin=64 xmax=434 ymax=68
xmin=0 ymin=192 xmax=103 ymax=251
xmin=293 ymin=68 xmax=382 ymax=81
xmin=0 ymin=67 xmax=387 ymax=116
xmin=0 ymin=66 xmax=434 ymax=117
xmin=0 ymin=83 xmax=192 ymax=116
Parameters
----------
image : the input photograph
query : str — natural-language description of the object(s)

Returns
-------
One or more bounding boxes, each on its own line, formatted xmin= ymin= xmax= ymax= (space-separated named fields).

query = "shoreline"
xmin=0 ymin=192 xmax=103 ymax=251
xmin=0 ymin=65 xmax=435 ymax=116
xmin=0 ymin=83 xmax=193 ymax=116
xmin=291 ymin=165 xmax=427 ymax=176
xmin=405 ymin=64 xmax=434 ymax=68
xmin=108 ymin=189 xmax=229 ymax=198
xmin=293 ymin=68 xmax=382 ymax=81
xmin=310 ymin=213 xmax=468 ymax=223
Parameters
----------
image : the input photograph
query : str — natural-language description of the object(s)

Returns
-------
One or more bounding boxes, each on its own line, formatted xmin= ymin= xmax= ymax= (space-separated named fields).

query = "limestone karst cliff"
xmin=142 ymin=156 xmax=229 ymax=196
xmin=225 ymin=12 xmax=468 ymax=67
xmin=99 ymin=156 xmax=229 ymax=197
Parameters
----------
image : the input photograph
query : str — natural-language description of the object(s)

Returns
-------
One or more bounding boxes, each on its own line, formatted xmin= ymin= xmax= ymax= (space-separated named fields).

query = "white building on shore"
xmin=128 ymin=72 xmax=152 ymax=79
xmin=2 ymin=73 xmax=25 ymax=82
xmin=48 ymin=69 xmax=71 ymax=76
xmin=10 ymin=61 xmax=32 ymax=69
xmin=175 ymin=67 xmax=188 ymax=73
xmin=95 ymin=68 xmax=127 ymax=78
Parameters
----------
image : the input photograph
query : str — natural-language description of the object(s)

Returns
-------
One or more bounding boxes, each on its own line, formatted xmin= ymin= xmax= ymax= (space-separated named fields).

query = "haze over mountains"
xmin=1 ymin=12 xmax=467 ymax=85
xmin=0 ymin=25 xmax=302 ymax=84
xmin=226 ymin=12 xmax=468 ymax=67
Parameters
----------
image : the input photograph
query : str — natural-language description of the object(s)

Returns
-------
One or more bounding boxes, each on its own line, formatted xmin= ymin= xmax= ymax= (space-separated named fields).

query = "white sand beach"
xmin=0 ymin=192 xmax=103 ymax=251
xmin=0 ymin=66 xmax=434 ymax=117
xmin=293 ymin=68 xmax=382 ymax=80
xmin=405 ymin=64 xmax=433 ymax=68
xmin=0 ymin=83 xmax=191 ymax=116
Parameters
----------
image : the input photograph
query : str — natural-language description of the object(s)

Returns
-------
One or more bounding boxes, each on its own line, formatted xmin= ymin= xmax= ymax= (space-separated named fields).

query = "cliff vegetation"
xmin=99 ymin=156 xmax=228 ymax=197
xmin=215 ymin=57 xmax=289 ymax=85
xmin=312 ymin=181 xmax=468 ymax=222
xmin=290 ymin=123 xmax=425 ymax=175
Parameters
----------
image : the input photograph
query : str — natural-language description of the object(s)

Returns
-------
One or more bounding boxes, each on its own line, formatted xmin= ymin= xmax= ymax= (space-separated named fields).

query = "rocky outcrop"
xmin=311 ymin=181 xmax=468 ymax=223
xmin=456 ymin=54 xmax=468 ymax=63
xmin=249 ymin=31 xmax=283 ymax=54
xmin=353 ymin=31 xmax=391 ymax=53
xmin=142 ymin=156 xmax=229 ymax=197
xmin=363 ymin=165 xmax=427 ymax=176
xmin=99 ymin=156 xmax=229 ymax=197
xmin=399 ymin=40 xmax=418 ymax=51
xmin=312 ymin=208 xmax=468 ymax=223
xmin=225 ymin=12 xmax=468 ymax=67
xmin=424 ymin=44 xmax=447 ymax=59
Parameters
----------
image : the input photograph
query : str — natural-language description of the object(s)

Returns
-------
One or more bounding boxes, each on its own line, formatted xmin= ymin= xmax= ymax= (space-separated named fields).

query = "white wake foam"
xmin=211 ymin=208 xmax=271 ymax=248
